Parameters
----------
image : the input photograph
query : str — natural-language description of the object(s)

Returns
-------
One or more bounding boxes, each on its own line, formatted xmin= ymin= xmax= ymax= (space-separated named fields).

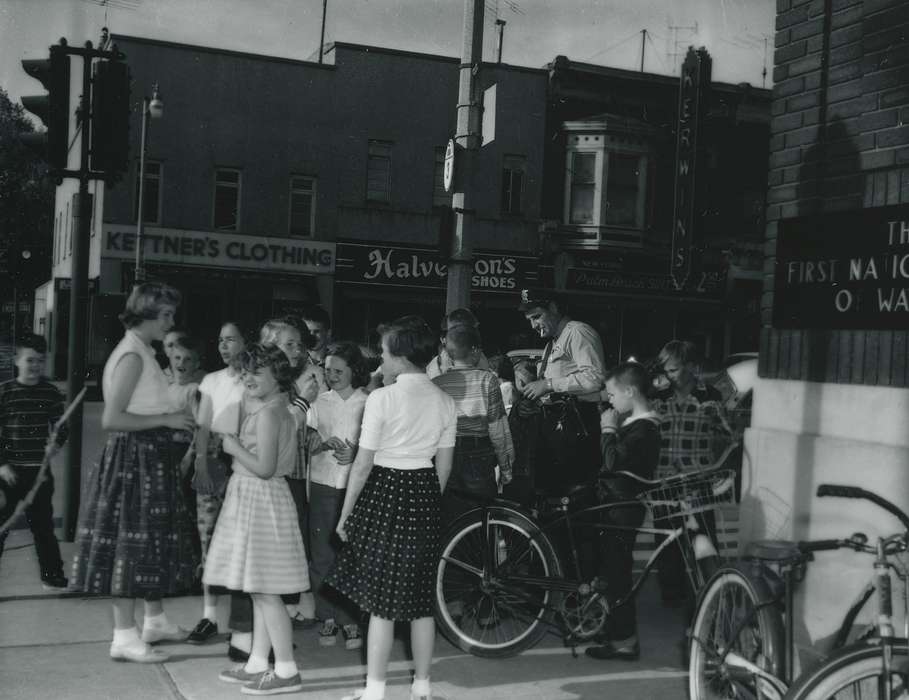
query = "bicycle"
xmin=433 ymin=443 xmax=740 ymax=658
xmin=688 ymin=483 xmax=909 ymax=700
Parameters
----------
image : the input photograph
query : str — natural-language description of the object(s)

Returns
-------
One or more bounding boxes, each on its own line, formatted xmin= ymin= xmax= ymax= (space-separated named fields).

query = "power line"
xmin=585 ymin=30 xmax=640 ymax=62
xmin=645 ymin=30 xmax=667 ymax=72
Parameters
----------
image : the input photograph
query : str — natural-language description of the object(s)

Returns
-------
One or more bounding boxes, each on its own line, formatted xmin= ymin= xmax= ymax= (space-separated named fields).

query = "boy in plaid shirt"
xmin=651 ymin=340 xmax=732 ymax=605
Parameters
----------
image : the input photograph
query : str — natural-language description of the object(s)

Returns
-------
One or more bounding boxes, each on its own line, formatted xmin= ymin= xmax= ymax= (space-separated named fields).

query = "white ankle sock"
xmin=361 ymin=676 xmax=386 ymax=700
xmin=244 ymin=654 xmax=269 ymax=674
xmin=143 ymin=612 xmax=172 ymax=630
xmin=231 ymin=631 xmax=252 ymax=652
xmin=274 ymin=660 xmax=298 ymax=678
xmin=411 ymin=677 xmax=431 ymax=697
xmin=112 ymin=627 xmax=140 ymax=647
xmin=203 ymin=605 xmax=218 ymax=622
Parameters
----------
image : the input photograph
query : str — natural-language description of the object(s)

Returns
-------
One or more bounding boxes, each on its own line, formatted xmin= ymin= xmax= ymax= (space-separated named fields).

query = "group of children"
xmin=0 ymin=281 xmax=732 ymax=699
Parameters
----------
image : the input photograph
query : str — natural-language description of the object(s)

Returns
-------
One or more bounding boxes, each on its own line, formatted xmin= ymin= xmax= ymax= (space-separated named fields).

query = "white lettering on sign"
xmin=102 ymin=225 xmax=335 ymax=275
xmin=350 ymin=245 xmax=522 ymax=291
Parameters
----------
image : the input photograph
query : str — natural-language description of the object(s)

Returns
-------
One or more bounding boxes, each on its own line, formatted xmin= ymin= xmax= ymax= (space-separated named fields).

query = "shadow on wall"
xmin=788 ymin=116 xmax=861 ymax=530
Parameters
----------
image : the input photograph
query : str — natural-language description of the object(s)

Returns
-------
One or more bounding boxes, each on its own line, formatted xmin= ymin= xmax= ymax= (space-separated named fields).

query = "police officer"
xmin=517 ymin=288 xmax=605 ymax=493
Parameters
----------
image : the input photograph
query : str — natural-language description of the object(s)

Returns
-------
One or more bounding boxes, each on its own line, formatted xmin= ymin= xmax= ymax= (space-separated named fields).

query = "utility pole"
xmin=445 ymin=0 xmax=484 ymax=313
xmin=495 ymin=19 xmax=506 ymax=64
xmin=64 ymin=43 xmax=95 ymax=541
xmin=318 ymin=0 xmax=328 ymax=64
xmin=640 ymin=29 xmax=647 ymax=72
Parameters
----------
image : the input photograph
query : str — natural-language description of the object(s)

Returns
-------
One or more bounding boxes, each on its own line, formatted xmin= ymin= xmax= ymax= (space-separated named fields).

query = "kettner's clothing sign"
xmin=565 ymin=251 xmax=725 ymax=299
xmin=670 ymin=46 xmax=712 ymax=290
xmin=335 ymin=242 xmax=538 ymax=291
xmin=773 ymin=204 xmax=909 ymax=329
xmin=102 ymin=225 xmax=336 ymax=274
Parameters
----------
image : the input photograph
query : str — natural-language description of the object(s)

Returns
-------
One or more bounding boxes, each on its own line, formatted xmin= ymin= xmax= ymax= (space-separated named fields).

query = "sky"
xmin=1 ymin=0 xmax=775 ymax=108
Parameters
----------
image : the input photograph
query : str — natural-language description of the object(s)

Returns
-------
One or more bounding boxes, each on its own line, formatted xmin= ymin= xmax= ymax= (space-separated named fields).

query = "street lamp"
xmin=134 ymin=83 xmax=163 ymax=283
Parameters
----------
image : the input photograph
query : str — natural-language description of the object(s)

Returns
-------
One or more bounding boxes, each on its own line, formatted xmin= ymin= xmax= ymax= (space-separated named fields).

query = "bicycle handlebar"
xmin=817 ymin=484 xmax=909 ymax=532
xmin=606 ymin=441 xmax=742 ymax=486
xmin=798 ymin=539 xmax=843 ymax=552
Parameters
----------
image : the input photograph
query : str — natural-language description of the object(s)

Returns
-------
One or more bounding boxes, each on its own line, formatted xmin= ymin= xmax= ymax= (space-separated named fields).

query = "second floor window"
xmin=568 ymin=151 xmax=599 ymax=225
xmin=134 ymin=160 xmax=162 ymax=225
xmin=501 ymin=155 xmax=526 ymax=216
xmin=367 ymin=140 xmax=392 ymax=203
xmin=214 ymin=168 xmax=241 ymax=231
xmin=564 ymin=134 xmax=651 ymax=231
xmin=289 ymin=176 xmax=317 ymax=237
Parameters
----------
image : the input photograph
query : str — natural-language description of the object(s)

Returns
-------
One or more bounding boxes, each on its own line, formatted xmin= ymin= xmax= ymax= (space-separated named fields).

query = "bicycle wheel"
xmin=435 ymin=505 xmax=562 ymax=658
xmin=786 ymin=640 xmax=909 ymax=700
xmin=689 ymin=564 xmax=784 ymax=700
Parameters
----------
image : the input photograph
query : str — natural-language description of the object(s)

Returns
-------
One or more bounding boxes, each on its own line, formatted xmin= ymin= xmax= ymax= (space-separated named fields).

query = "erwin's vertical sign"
xmin=671 ymin=47 xmax=712 ymax=290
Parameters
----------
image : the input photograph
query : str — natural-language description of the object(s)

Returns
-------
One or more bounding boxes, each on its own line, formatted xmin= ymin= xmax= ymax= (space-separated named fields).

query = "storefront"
xmin=43 ymin=225 xmax=336 ymax=378
xmin=550 ymin=250 xmax=731 ymax=366
xmin=334 ymin=241 xmax=541 ymax=353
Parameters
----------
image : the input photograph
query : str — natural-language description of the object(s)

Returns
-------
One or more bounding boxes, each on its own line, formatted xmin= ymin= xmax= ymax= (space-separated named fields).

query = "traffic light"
xmin=20 ymin=46 xmax=71 ymax=169
xmin=91 ymin=59 xmax=131 ymax=175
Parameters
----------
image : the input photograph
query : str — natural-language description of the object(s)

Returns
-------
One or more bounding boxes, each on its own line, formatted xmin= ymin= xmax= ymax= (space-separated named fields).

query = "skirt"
xmin=202 ymin=472 xmax=309 ymax=595
xmin=69 ymin=428 xmax=199 ymax=597
xmin=325 ymin=465 xmax=441 ymax=621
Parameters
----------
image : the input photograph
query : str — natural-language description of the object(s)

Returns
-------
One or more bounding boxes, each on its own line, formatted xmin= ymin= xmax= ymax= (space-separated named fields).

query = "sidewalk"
xmin=0 ymin=533 xmax=691 ymax=700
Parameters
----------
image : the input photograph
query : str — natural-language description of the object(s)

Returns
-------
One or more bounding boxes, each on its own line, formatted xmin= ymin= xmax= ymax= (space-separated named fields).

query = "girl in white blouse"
xmin=327 ymin=316 xmax=456 ymax=700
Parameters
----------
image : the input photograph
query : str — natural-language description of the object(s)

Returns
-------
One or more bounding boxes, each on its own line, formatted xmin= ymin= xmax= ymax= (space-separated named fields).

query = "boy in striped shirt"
xmin=432 ymin=325 xmax=514 ymax=526
xmin=0 ymin=333 xmax=68 ymax=589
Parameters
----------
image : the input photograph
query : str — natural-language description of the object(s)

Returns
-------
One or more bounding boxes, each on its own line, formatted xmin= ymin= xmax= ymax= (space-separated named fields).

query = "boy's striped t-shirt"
xmin=0 ymin=379 xmax=67 ymax=468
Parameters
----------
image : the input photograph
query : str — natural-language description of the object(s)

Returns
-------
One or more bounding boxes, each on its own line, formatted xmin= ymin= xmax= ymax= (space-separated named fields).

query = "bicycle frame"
xmin=464 ymin=494 xmax=715 ymax=616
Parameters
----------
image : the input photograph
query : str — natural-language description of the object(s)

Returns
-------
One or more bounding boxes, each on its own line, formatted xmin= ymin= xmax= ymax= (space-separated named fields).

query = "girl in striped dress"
xmin=203 ymin=344 xmax=308 ymax=696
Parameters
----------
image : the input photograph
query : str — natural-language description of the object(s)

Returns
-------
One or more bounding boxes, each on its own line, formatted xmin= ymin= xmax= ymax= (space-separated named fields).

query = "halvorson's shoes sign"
xmin=103 ymin=225 xmax=335 ymax=274
xmin=773 ymin=204 xmax=909 ymax=329
xmin=335 ymin=242 xmax=538 ymax=292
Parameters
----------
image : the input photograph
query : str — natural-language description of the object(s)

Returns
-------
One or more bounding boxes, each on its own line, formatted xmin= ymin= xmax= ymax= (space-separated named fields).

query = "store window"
xmin=289 ymin=175 xmax=317 ymax=237
xmin=563 ymin=129 xmax=652 ymax=232
xmin=433 ymin=147 xmax=452 ymax=208
xmin=133 ymin=160 xmax=162 ymax=225
xmin=213 ymin=168 xmax=241 ymax=231
xmin=367 ymin=140 xmax=392 ymax=203
xmin=501 ymin=155 xmax=526 ymax=216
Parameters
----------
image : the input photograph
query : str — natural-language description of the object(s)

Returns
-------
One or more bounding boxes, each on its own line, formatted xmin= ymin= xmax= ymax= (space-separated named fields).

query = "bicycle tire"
xmin=689 ymin=564 xmax=784 ymax=700
xmin=785 ymin=640 xmax=909 ymax=700
xmin=434 ymin=505 xmax=562 ymax=658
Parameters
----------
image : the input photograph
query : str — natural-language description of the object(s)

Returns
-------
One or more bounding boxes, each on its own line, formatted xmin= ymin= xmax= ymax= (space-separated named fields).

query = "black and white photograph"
xmin=1 ymin=0 xmax=907 ymax=697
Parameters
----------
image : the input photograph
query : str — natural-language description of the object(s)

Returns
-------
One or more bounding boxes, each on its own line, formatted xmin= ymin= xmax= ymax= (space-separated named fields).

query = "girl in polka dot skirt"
xmin=327 ymin=316 xmax=457 ymax=700
xmin=203 ymin=344 xmax=309 ymax=696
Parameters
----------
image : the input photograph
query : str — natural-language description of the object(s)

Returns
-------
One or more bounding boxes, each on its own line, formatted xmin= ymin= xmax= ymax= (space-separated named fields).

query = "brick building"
xmin=746 ymin=0 xmax=909 ymax=666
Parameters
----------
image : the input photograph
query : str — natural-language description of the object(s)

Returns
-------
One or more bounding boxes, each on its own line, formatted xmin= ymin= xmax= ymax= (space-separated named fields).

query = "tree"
xmin=0 ymin=86 xmax=54 ymax=289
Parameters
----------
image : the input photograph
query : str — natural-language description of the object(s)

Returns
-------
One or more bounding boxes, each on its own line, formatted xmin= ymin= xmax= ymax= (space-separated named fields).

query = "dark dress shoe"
xmin=187 ymin=618 xmax=219 ymax=645
xmin=585 ymin=641 xmax=640 ymax=661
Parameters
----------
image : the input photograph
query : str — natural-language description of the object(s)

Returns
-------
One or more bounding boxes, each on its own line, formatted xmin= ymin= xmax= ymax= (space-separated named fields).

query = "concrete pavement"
xmin=1 ymin=400 xmax=692 ymax=699
xmin=0 ymin=533 xmax=691 ymax=700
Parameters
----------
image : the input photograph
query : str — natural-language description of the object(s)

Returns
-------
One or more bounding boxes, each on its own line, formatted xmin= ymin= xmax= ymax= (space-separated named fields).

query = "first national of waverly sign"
xmin=773 ymin=205 xmax=909 ymax=329
xmin=103 ymin=225 xmax=336 ymax=274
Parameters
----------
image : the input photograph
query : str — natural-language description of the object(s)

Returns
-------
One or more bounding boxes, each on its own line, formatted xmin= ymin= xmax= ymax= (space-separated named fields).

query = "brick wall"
xmin=761 ymin=0 xmax=909 ymax=386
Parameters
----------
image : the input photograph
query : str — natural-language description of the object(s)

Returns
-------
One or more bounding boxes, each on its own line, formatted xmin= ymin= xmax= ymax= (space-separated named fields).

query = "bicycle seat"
xmin=744 ymin=539 xmax=802 ymax=562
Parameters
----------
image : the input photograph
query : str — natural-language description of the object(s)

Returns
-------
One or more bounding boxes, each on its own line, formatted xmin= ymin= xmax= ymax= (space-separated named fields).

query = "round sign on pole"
xmin=443 ymin=138 xmax=455 ymax=192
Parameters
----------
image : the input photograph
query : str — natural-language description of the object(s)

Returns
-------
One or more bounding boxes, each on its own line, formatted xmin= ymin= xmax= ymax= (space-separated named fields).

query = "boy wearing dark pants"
xmin=586 ymin=362 xmax=660 ymax=661
xmin=0 ymin=334 xmax=69 ymax=589
xmin=432 ymin=325 xmax=514 ymax=527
